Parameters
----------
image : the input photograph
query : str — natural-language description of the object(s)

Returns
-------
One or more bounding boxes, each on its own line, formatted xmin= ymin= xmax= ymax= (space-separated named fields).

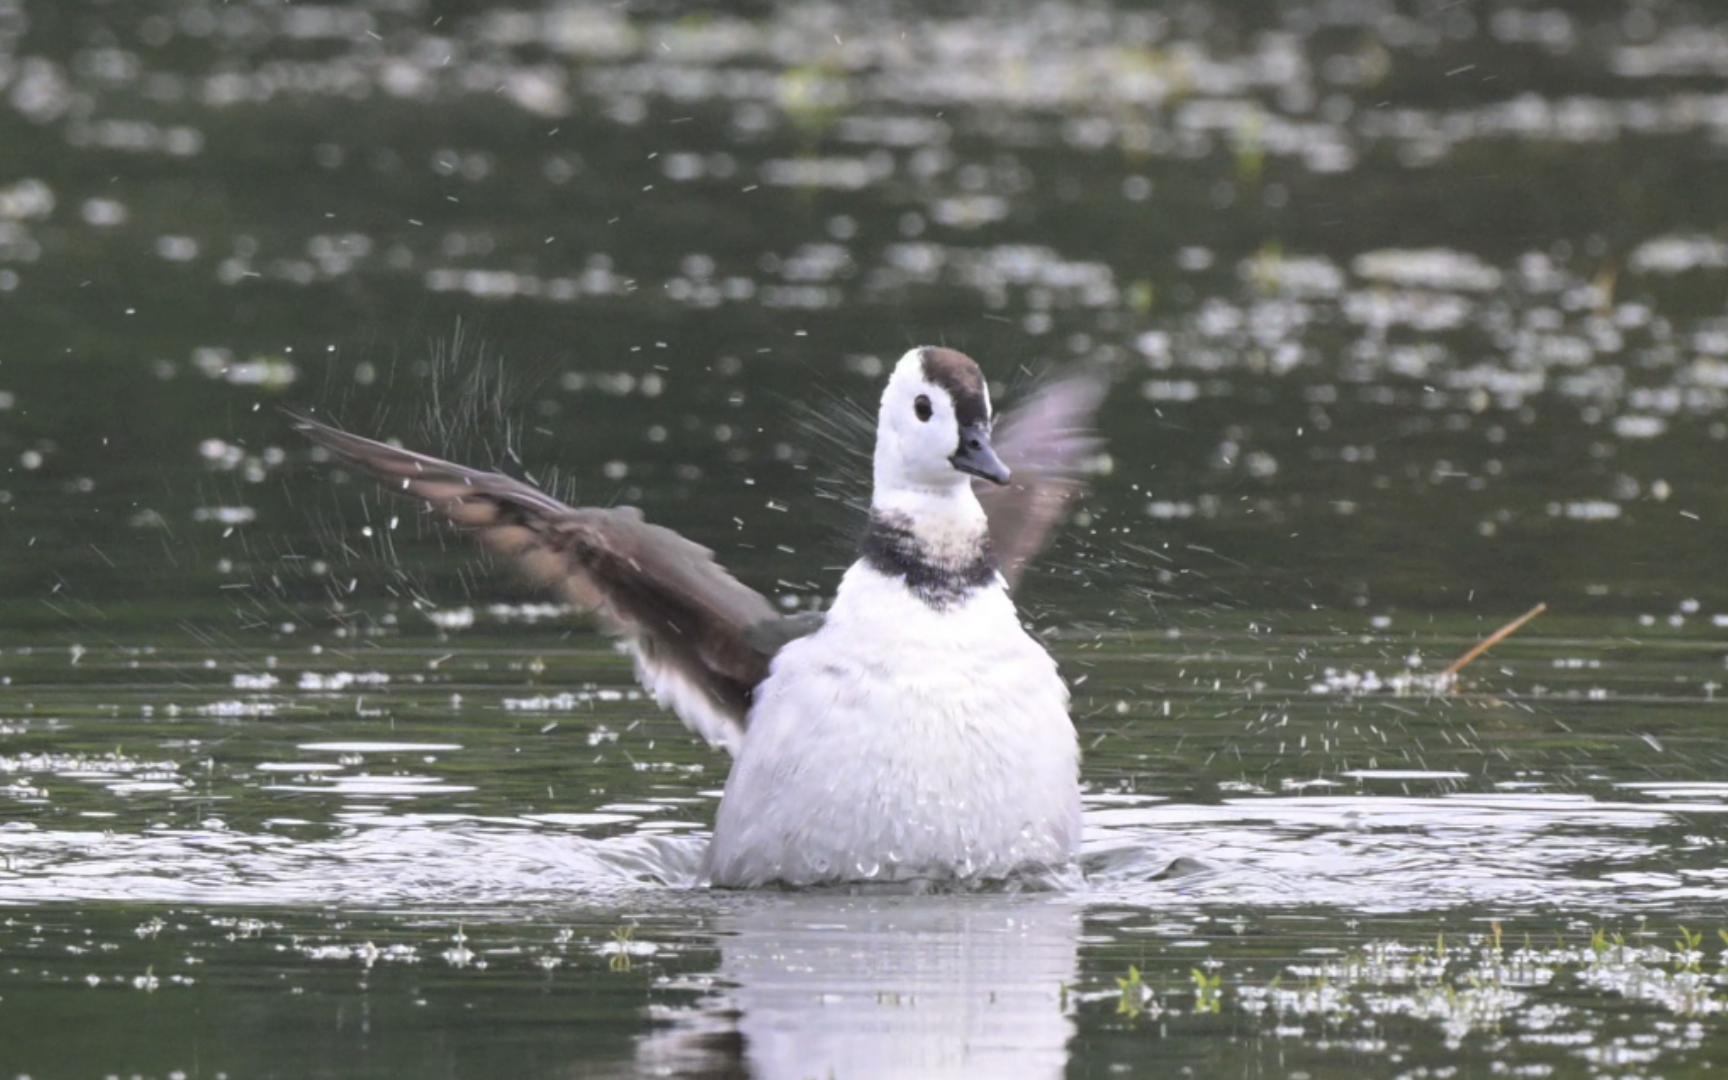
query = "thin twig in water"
xmin=1444 ymin=603 xmax=1548 ymax=679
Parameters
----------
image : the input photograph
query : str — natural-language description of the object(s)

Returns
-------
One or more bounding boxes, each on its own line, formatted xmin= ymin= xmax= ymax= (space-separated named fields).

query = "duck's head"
xmin=874 ymin=346 xmax=1010 ymax=493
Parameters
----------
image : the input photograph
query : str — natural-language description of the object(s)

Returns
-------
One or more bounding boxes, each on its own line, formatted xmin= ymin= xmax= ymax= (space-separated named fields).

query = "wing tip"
xmin=281 ymin=406 xmax=362 ymax=456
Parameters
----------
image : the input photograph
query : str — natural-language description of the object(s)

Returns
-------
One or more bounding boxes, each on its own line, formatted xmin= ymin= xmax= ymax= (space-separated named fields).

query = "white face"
xmin=874 ymin=348 xmax=996 ymax=492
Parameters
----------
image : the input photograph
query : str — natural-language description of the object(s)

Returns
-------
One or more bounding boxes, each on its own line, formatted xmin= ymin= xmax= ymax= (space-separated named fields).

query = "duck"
xmin=292 ymin=346 xmax=1107 ymax=888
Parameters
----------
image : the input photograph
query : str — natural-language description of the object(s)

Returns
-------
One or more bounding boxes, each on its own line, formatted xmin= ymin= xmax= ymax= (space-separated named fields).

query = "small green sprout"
xmin=1191 ymin=968 xmax=1224 ymax=1014
xmin=1234 ymin=116 xmax=1266 ymax=188
xmin=1116 ymin=965 xmax=1146 ymax=1018
xmin=608 ymin=924 xmax=636 ymax=973
xmin=1674 ymin=926 xmax=1705 ymax=973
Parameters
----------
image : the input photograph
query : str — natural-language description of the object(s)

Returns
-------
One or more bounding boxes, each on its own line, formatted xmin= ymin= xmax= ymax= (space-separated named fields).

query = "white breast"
xmin=705 ymin=563 xmax=1081 ymax=888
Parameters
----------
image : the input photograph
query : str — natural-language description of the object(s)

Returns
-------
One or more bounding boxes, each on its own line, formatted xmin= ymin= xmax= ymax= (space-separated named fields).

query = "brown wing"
xmin=977 ymin=367 xmax=1110 ymax=589
xmin=290 ymin=412 xmax=782 ymax=753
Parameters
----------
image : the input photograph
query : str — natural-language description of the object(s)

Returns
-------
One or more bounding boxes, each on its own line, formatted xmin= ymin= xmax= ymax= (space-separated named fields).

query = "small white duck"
xmin=294 ymin=347 xmax=1107 ymax=888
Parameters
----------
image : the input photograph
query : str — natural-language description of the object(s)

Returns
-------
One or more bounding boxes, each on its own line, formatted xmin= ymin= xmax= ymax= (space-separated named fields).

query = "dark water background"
xmin=4 ymin=1 xmax=1728 ymax=1076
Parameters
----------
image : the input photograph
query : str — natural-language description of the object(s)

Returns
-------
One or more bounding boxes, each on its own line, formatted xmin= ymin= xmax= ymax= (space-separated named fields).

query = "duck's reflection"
xmin=635 ymin=894 xmax=1080 ymax=1079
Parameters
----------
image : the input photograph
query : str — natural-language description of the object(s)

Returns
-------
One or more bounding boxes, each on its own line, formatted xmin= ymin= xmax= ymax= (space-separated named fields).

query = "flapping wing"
xmin=290 ymin=413 xmax=782 ymax=753
xmin=977 ymin=367 xmax=1110 ymax=589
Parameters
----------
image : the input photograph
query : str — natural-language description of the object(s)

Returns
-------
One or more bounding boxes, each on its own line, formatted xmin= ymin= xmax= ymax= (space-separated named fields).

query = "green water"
xmin=4 ymin=1 xmax=1728 ymax=1076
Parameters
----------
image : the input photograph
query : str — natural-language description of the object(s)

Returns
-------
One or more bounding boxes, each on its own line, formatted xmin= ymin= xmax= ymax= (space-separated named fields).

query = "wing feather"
xmin=978 ymin=367 xmax=1110 ymax=588
xmin=291 ymin=413 xmax=780 ymax=752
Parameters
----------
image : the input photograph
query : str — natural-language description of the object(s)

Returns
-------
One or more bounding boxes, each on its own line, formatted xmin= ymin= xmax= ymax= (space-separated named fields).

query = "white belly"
xmin=706 ymin=565 xmax=1081 ymax=888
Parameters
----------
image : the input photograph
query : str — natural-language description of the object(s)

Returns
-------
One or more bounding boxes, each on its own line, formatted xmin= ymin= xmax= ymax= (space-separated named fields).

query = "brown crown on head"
xmin=918 ymin=347 xmax=990 ymax=427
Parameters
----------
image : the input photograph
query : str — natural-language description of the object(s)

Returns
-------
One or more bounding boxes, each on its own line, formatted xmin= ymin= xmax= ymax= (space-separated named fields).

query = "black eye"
xmin=914 ymin=394 xmax=932 ymax=422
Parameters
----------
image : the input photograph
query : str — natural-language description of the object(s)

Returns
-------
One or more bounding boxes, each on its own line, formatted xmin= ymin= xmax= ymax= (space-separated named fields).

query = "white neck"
xmin=870 ymin=479 xmax=988 ymax=564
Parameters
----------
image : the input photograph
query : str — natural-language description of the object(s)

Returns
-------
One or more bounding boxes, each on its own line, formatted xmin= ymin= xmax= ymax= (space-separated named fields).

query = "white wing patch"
xmin=628 ymin=638 xmax=746 ymax=753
